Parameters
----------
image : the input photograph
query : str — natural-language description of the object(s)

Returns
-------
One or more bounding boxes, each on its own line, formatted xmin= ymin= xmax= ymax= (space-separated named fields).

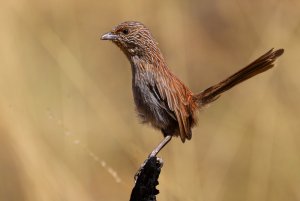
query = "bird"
xmin=101 ymin=21 xmax=284 ymax=159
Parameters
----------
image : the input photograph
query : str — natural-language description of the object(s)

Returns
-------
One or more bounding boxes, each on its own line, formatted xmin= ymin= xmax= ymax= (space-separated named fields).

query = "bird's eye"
xmin=122 ymin=29 xmax=129 ymax=35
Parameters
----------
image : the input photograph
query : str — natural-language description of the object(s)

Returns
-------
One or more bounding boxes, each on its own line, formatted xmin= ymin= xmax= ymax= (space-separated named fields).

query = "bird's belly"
xmin=132 ymin=84 xmax=172 ymax=130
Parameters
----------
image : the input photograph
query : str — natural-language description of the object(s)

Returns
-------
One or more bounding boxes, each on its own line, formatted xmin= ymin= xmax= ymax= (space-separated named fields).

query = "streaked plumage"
xmin=102 ymin=21 xmax=284 ymax=146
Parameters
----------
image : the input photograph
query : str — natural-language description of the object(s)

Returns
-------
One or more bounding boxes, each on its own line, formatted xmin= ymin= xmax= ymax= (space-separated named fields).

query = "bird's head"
xmin=101 ymin=21 xmax=163 ymax=64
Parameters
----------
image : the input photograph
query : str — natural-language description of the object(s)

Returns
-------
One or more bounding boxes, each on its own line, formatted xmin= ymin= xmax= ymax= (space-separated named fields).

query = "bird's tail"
xmin=195 ymin=48 xmax=284 ymax=105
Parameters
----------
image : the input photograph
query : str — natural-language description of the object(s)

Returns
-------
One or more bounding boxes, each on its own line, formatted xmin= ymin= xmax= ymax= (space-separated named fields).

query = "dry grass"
xmin=0 ymin=0 xmax=299 ymax=201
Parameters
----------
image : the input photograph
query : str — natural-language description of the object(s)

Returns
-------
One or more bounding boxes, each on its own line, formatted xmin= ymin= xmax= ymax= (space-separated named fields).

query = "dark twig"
xmin=130 ymin=157 xmax=163 ymax=201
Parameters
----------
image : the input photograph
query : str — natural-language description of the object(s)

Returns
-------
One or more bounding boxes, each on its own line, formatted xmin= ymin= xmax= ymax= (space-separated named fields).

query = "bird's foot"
xmin=134 ymin=156 xmax=163 ymax=182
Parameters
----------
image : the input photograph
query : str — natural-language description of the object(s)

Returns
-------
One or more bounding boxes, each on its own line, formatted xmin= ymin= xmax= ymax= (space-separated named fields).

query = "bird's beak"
xmin=101 ymin=32 xmax=118 ymax=40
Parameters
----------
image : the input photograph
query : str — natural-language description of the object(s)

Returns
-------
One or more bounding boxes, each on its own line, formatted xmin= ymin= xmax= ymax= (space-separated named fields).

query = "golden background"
xmin=0 ymin=0 xmax=299 ymax=201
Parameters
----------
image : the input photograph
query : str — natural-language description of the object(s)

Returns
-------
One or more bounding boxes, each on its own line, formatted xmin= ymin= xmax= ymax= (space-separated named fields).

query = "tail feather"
xmin=196 ymin=48 xmax=284 ymax=105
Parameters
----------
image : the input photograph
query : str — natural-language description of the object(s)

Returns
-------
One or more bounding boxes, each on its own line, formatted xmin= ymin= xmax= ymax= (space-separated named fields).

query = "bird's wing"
xmin=148 ymin=84 xmax=177 ymax=121
xmin=154 ymin=69 xmax=195 ymax=142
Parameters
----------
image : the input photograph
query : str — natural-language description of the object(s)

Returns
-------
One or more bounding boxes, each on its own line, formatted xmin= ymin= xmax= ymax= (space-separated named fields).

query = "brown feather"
xmin=196 ymin=48 xmax=284 ymax=105
xmin=102 ymin=21 xmax=284 ymax=143
xmin=154 ymin=68 xmax=196 ymax=142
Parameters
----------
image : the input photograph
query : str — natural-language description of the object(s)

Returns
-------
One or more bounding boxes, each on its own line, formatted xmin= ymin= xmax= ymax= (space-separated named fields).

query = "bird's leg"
xmin=148 ymin=135 xmax=172 ymax=158
xmin=134 ymin=135 xmax=172 ymax=180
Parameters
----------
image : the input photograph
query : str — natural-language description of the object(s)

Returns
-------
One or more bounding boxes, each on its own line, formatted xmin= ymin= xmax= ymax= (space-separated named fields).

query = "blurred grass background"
xmin=0 ymin=0 xmax=299 ymax=200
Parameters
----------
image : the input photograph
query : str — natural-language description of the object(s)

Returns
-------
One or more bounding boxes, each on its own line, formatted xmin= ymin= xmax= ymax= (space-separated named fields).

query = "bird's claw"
xmin=134 ymin=157 xmax=164 ymax=182
xmin=134 ymin=158 xmax=148 ymax=181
